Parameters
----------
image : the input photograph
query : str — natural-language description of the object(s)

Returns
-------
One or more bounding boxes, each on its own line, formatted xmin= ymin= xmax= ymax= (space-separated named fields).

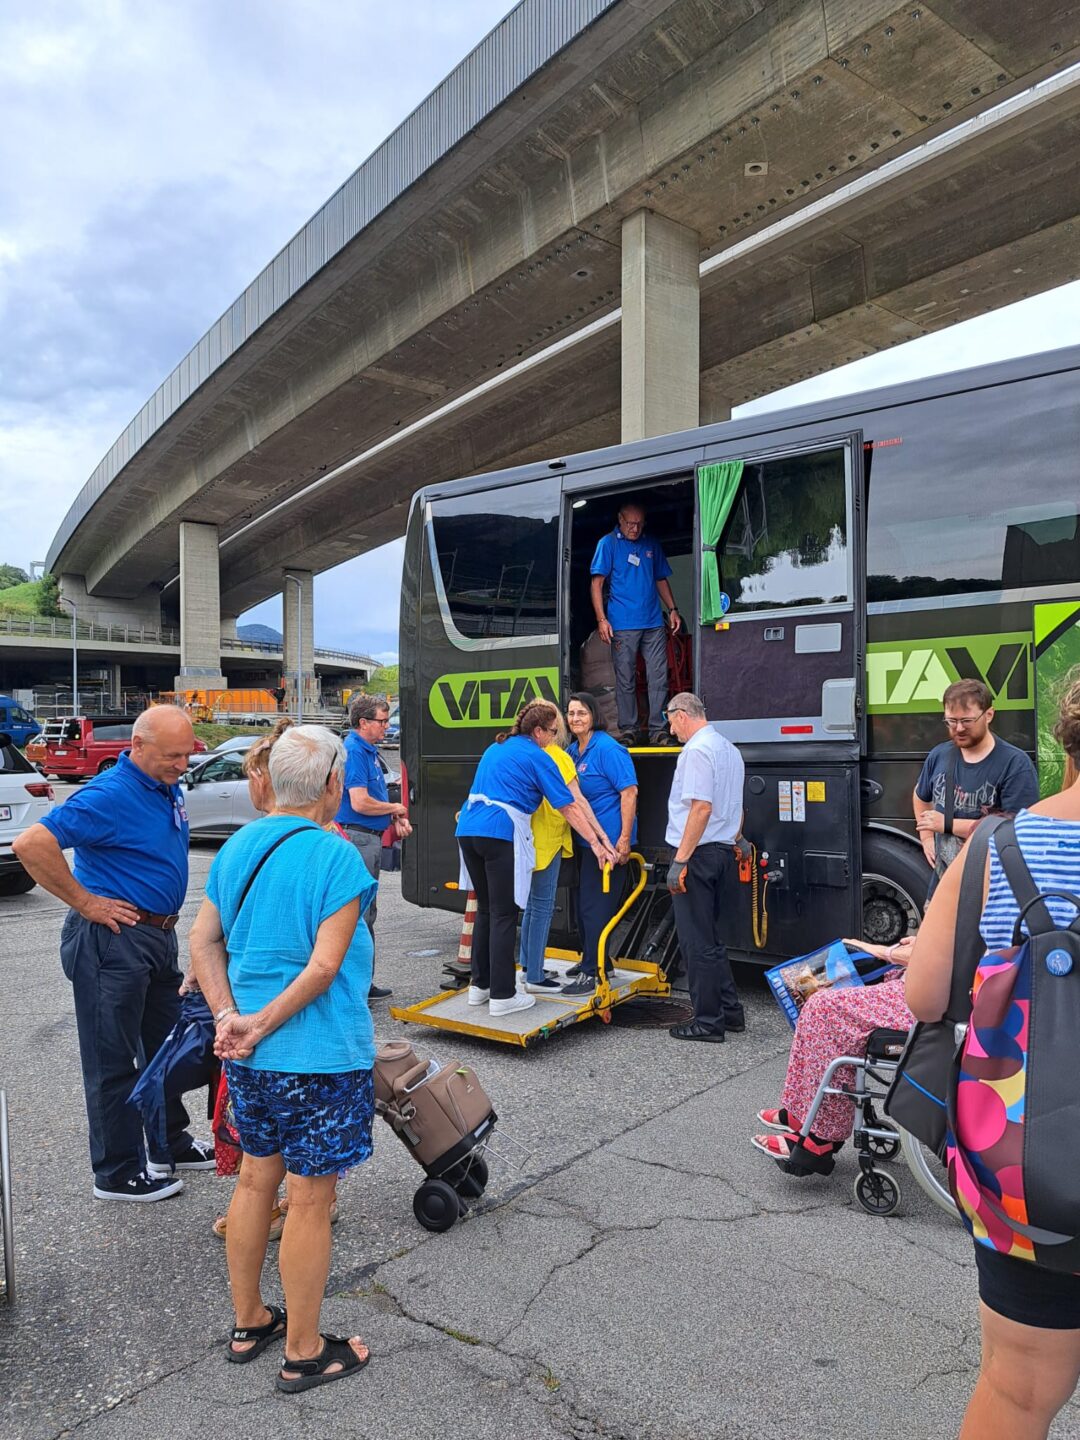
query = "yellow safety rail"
xmin=589 ymin=852 xmax=649 ymax=1018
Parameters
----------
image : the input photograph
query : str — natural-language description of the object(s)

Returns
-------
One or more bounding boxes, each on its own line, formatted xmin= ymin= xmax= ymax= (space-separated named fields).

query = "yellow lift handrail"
xmin=590 ymin=852 xmax=649 ymax=1016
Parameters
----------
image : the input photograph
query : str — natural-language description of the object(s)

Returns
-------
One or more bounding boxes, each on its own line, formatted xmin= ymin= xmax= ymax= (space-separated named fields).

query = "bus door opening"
xmin=695 ymin=434 xmax=867 ymax=955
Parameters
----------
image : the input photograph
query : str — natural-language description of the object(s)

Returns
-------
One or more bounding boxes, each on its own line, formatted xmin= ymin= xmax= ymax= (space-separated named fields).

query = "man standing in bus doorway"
xmin=663 ymin=693 xmax=746 ymax=1042
xmin=590 ymin=500 xmax=681 ymax=746
xmin=913 ymin=678 xmax=1038 ymax=901
xmin=335 ymin=693 xmax=412 ymax=999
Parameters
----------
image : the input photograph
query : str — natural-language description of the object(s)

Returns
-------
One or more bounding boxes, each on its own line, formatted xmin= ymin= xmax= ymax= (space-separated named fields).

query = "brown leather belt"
xmin=135 ymin=910 xmax=180 ymax=932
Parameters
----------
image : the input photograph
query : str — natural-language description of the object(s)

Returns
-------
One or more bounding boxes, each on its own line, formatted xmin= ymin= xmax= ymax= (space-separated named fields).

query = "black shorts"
xmin=975 ymin=1244 xmax=1080 ymax=1330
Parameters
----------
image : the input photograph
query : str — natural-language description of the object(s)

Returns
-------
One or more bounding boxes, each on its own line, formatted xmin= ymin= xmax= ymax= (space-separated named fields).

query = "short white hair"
xmin=267 ymin=724 xmax=344 ymax=807
xmin=667 ymin=691 xmax=706 ymax=720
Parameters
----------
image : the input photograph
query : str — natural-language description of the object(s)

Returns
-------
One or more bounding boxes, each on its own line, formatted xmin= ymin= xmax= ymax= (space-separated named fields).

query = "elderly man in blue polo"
xmin=14 ymin=705 xmax=213 ymax=1201
xmin=589 ymin=499 xmax=682 ymax=747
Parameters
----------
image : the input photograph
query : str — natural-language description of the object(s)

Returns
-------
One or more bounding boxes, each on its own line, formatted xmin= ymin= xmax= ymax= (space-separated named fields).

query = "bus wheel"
xmin=861 ymin=834 xmax=927 ymax=946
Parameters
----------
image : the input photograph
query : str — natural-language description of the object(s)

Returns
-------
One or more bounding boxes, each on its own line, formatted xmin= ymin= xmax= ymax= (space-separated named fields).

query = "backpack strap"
xmin=991 ymin=820 xmax=1062 ymax=941
xmin=945 ymin=813 xmax=1009 ymax=1022
xmin=942 ymin=745 xmax=959 ymax=836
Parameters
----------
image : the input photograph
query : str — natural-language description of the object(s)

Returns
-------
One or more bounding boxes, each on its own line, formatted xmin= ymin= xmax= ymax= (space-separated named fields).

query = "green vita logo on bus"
xmin=867 ymin=633 xmax=1032 ymax=714
xmin=429 ymin=668 xmax=560 ymax=727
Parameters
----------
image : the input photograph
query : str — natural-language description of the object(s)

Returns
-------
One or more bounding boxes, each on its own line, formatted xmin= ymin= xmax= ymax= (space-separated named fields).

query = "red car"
xmin=41 ymin=715 xmax=206 ymax=780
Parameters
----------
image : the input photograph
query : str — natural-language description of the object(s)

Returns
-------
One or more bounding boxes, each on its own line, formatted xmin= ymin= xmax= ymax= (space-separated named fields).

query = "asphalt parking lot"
xmin=3 ymin=804 xmax=1079 ymax=1439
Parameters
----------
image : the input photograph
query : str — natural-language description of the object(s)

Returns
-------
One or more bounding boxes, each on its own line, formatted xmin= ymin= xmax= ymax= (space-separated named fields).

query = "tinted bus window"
xmin=865 ymin=371 xmax=1080 ymax=602
xmin=429 ymin=479 xmax=560 ymax=640
xmin=719 ymin=447 xmax=848 ymax=613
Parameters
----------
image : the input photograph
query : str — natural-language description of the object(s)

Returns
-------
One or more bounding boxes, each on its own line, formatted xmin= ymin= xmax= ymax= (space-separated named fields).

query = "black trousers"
xmin=576 ymin=850 xmax=629 ymax=977
xmin=459 ymin=835 xmax=518 ymax=1000
xmin=671 ymin=843 xmax=742 ymax=1035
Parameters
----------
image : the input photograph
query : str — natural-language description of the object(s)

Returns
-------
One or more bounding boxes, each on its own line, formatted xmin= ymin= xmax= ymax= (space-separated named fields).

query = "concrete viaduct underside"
xmin=44 ymin=0 xmax=1080 ymax=700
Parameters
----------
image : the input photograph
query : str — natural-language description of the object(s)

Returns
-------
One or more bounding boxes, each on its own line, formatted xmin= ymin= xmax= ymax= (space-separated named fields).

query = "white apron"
xmin=458 ymin=793 xmax=536 ymax=909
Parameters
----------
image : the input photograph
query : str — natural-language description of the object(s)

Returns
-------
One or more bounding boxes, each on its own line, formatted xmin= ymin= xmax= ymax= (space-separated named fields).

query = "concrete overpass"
xmin=44 ymin=0 xmax=1080 ymax=700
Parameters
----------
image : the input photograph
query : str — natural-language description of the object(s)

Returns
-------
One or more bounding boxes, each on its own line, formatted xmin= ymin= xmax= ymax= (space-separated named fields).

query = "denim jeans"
xmin=60 ymin=912 xmax=192 ymax=1187
xmin=519 ymin=853 xmax=562 ymax=983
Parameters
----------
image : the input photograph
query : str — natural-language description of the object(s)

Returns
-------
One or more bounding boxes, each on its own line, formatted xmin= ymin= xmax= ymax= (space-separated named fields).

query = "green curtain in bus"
xmin=698 ymin=460 xmax=744 ymax=623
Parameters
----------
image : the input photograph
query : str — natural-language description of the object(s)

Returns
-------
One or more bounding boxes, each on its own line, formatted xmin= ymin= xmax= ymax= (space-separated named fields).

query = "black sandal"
xmin=276 ymin=1333 xmax=371 ymax=1393
xmin=227 ymin=1303 xmax=287 ymax=1365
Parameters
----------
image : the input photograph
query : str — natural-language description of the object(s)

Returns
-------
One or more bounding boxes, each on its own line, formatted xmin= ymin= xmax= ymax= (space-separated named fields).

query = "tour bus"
xmin=398 ymin=344 xmax=1080 ymax=965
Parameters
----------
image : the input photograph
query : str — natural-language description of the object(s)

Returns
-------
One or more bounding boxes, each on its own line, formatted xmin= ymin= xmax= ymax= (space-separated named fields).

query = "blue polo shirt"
xmin=39 ymin=751 xmax=189 ymax=913
xmin=456 ymin=735 xmax=574 ymax=842
xmin=335 ymin=730 xmax=390 ymax=833
xmin=568 ymin=731 xmax=638 ymax=848
xmin=590 ymin=527 xmax=672 ymax=631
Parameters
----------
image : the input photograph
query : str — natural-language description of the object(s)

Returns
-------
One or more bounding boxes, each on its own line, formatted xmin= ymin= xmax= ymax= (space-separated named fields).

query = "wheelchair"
xmin=797 ymin=1027 xmax=954 ymax=1218
xmin=0 ymin=1090 xmax=13 ymax=1302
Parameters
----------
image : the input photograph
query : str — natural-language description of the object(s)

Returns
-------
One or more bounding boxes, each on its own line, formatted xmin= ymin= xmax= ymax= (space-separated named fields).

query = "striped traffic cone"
xmin=443 ymin=890 xmax=477 ymax=989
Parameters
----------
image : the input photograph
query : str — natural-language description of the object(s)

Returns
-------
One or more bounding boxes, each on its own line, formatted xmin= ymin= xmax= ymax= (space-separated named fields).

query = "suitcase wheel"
xmin=445 ymin=1155 xmax=489 ymax=1200
xmin=413 ymin=1178 xmax=461 ymax=1233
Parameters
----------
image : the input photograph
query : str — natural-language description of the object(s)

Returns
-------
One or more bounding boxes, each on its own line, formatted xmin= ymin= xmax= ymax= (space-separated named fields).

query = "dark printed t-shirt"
xmin=915 ymin=737 xmax=1040 ymax=876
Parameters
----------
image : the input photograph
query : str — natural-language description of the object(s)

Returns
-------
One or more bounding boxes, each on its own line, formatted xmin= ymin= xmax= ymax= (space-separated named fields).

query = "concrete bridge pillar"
xmin=620 ymin=210 xmax=700 ymax=443
xmin=282 ymin=570 xmax=316 ymax=717
xmin=174 ymin=522 xmax=227 ymax=693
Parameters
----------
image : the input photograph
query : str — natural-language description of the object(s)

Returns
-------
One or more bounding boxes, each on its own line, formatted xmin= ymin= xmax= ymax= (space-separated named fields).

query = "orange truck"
xmin=157 ymin=688 xmax=280 ymax=723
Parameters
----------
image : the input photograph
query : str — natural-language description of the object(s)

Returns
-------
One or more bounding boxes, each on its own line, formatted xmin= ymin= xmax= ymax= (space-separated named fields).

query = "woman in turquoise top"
xmin=191 ymin=725 xmax=376 ymax=1395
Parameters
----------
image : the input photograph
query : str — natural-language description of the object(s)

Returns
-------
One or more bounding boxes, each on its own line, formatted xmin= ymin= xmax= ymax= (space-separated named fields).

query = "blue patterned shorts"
xmin=224 ymin=1062 xmax=374 ymax=1177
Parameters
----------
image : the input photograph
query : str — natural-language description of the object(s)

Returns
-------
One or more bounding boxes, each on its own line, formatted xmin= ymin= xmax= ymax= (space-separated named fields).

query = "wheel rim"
xmin=899 ymin=1129 xmax=955 ymax=1215
xmin=856 ymin=1170 xmax=898 ymax=1215
xmin=862 ymin=871 xmax=921 ymax=946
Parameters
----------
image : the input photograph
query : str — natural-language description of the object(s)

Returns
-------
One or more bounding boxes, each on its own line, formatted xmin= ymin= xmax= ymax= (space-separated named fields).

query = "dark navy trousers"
xmin=671 ymin=844 xmax=743 ymax=1035
xmin=60 ymin=912 xmax=192 ymax=1187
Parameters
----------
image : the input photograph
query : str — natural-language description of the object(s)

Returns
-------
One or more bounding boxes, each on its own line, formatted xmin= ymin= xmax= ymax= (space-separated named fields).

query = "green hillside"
xmin=0 ymin=574 xmax=62 ymax=619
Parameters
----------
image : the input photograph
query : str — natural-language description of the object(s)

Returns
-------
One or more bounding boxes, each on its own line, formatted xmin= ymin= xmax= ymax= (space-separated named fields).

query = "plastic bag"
xmin=765 ymin=940 xmax=895 ymax=1031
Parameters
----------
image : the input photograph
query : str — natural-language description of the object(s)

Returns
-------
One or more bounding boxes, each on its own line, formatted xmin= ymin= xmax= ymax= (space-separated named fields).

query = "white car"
xmin=0 ymin=746 xmax=55 ymax=895
xmin=183 ymin=750 xmax=401 ymax=840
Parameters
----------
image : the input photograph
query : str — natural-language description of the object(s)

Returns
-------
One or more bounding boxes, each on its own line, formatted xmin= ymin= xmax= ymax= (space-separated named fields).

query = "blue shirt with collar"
xmin=335 ymin=729 xmax=390 ymax=832
xmin=590 ymin=526 xmax=673 ymax=631
xmin=39 ymin=751 xmax=189 ymax=913
xmin=568 ymin=731 xmax=638 ymax=848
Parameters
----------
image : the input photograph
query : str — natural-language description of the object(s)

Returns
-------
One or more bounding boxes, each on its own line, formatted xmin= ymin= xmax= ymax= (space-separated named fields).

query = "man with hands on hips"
xmin=663 ymin=693 xmax=746 ymax=1044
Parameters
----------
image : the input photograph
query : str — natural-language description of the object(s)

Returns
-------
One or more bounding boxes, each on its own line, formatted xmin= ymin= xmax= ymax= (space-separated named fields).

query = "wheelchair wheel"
xmin=866 ymin=1129 xmax=901 ymax=1161
xmin=899 ymin=1129 xmax=955 ymax=1216
xmin=854 ymin=1167 xmax=901 ymax=1217
xmin=1 ymin=1091 xmax=14 ymax=1304
xmin=413 ymin=1178 xmax=460 ymax=1233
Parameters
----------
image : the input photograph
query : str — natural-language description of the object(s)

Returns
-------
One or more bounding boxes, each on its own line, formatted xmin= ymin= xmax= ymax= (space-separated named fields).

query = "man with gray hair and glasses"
xmin=335 ymin=693 xmax=411 ymax=999
xmin=663 ymin=692 xmax=746 ymax=1043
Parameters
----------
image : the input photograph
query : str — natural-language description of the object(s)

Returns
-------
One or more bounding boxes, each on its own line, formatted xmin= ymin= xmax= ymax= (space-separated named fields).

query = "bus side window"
xmin=428 ymin=479 xmax=561 ymax=642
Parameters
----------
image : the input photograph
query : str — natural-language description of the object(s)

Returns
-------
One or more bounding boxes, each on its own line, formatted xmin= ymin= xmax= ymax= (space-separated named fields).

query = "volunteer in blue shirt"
xmin=335 ymin=693 xmax=411 ymax=1001
xmin=13 ymin=706 xmax=212 ymax=1202
xmin=562 ymin=692 xmax=639 ymax=997
xmin=590 ymin=499 xmax=681 ymax=746
xmin=456 ymin=701 xmax=616 ymax=1018
xmin=191 ymin=724 xmax=376 ymax=1392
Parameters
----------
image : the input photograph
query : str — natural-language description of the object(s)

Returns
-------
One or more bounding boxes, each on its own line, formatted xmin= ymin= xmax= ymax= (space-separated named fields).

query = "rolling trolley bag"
xmin=374 ymin=1041 xmax=496 ymax=1233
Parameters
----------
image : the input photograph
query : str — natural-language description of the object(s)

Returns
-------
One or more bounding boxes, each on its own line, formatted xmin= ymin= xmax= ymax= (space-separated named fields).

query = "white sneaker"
xmin=490 ymin=992 xmax=536 ymax=1017
xmin=467 ymin=986 xmax=490 ymax=1006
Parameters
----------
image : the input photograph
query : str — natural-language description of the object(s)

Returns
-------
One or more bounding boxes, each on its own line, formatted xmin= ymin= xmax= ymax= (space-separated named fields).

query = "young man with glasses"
xmin=335 ymin=694 xmax=411 ymax=998
xmin=913 ymin=679 xmax=1038 ymax=900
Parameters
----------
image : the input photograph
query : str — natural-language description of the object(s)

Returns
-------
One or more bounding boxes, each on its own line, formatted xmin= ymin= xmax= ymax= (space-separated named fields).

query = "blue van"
xmin=0 ymin=697 xmax=41 ymax=748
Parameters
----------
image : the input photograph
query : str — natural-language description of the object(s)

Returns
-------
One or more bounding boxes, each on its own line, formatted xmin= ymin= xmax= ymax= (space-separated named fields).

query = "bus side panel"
xmin=400 ymin=497 xmax=424 ymax=907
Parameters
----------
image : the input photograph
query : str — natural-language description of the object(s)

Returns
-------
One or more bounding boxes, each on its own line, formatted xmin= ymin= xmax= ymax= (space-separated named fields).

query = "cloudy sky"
xmin=2 ymin=4 xmax=1079 ymax=665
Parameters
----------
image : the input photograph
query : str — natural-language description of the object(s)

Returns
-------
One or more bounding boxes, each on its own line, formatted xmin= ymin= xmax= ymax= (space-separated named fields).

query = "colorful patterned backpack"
xmin=947 ymin=818 xmax=1080 ymax=1273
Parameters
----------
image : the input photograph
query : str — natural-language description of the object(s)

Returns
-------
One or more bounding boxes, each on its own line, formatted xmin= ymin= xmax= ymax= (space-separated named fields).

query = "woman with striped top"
xmin=907 ymin=671 xmax=1080 ymax=1440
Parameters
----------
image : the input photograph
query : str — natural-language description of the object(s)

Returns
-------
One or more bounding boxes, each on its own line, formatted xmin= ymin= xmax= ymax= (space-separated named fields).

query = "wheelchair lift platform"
xmin=389 ymin=855 xmax=669 ymax=1048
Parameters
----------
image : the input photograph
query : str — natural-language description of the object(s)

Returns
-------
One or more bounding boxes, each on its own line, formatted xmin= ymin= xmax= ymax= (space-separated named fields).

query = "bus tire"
xmin=861 ymin=833 xmax=928 ymax=947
